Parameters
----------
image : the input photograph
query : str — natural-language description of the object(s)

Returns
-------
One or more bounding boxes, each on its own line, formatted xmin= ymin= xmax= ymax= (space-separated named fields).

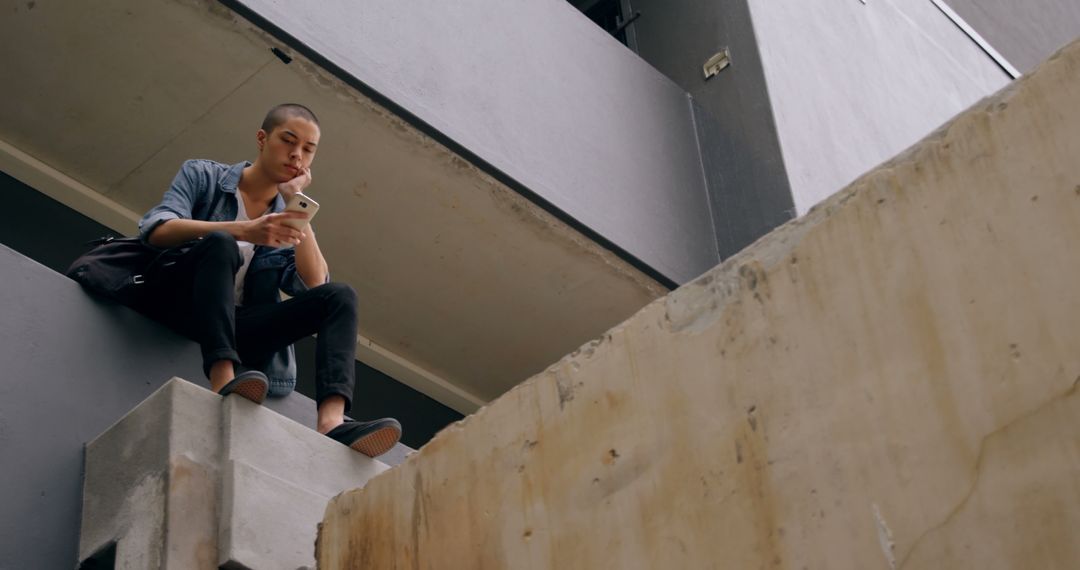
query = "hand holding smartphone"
xmin=279 ymin=192 xmax=320 ymax=248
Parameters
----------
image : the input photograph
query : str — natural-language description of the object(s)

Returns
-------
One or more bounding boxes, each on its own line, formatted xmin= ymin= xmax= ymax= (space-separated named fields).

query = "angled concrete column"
xmin=316 ymin=40 xmax=1080 ymax=569
xmin=79 ymin=378 xmax=389 ymax=570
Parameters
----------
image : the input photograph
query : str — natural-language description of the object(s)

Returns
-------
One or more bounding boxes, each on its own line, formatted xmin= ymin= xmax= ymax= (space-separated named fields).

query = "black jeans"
xmin=131 ymin=232 xmax=357 ymax=411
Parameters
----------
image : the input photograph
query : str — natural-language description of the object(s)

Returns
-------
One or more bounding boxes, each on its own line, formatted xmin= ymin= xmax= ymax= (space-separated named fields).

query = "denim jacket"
xmin=138 ymin=159 xmax=316 ymax=395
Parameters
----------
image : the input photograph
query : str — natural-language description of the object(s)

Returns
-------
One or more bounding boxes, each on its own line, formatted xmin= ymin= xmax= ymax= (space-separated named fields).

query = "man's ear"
xmin=256 ymin=129 xmax=268 ymax=151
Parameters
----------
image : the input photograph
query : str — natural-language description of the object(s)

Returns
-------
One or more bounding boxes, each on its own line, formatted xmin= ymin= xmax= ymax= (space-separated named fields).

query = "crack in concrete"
xmin=109 ymin=56 xmax=276 ymax=193
xmin=896 ymin=374 xmax=1080 ymax=569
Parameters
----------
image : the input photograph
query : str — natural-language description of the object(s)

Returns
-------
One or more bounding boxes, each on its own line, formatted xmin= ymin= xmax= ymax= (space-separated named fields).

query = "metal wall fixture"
xmin=703 ymin=48 xmax=731 ymax=80
xmin=614 ymin=10 xmax=641 ymax=35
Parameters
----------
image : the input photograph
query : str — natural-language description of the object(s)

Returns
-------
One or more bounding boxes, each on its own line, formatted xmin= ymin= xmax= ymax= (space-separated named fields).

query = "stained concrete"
xmin=220 ymin=460 xmax=328 ymax=567
xmin=80 ymin=379 xmax=221 ymax=568
xmin=217 ymin=391 xmax=388 ymax=568
xmin=80 ymin=378 xmax=390 ymax=569
xmin=316 ymin=40 xmax=1080 ymax=569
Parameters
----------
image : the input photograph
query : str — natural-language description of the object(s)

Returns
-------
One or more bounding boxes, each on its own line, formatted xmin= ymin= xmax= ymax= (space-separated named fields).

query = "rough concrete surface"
xmin=219 ymin=459 xmax=328 ymax=568
xmin=218 ymin=396 xmax=389 ymax=568
xmin=316 ymin=40 xmax=1080 ymax=569
xmin=80 ymin=378 xmax=220 ymax=569
xmin=79 ymin=378 xmax=388 ymax=569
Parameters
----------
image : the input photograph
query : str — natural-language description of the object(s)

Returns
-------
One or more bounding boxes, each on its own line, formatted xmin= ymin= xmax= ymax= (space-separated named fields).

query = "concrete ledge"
xmin=218 ymin=395 xmax=389 ymax=568
xmin=80 ymin=378 xmax=220 ymax=568
xmin=223 ymin=396 xmax=389 ymax=499
xmin=79 ymin=377 xmax=388 ymax=569
xmin=219 ymin=460 xmax=327 ymax=569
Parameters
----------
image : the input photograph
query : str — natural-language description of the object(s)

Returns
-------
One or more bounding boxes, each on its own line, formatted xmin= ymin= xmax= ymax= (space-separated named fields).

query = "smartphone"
xmin=281 ymin=192 xmax=320 ymax=247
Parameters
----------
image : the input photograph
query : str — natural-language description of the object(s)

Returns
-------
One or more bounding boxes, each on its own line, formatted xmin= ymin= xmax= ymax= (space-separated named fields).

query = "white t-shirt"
xmin=233 ymin=197 xmax=258 ymax=306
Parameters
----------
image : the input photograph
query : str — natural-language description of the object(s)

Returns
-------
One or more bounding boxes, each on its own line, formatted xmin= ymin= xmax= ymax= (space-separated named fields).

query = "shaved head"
xmin=260 ymin=103 xmax=320 ymax=135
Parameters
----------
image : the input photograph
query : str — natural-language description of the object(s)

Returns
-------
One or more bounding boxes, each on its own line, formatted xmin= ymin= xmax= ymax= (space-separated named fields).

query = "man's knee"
xmin=197 ymin=231 xmax=242 ymax=268
xmin=319 ymin=282 xmax=358 ymax=310
xmin=202 ymin=230 xmax=238 ymax=249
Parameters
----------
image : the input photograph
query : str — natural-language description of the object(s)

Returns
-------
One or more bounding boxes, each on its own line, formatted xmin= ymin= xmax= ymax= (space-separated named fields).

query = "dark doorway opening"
xmin=568 ymin=0 xmax=639 ymax=49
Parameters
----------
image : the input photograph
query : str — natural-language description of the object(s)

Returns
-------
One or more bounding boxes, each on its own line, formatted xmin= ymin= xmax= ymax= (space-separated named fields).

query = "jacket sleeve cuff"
xmin=138 ymin=211 xmax=180 ymax=243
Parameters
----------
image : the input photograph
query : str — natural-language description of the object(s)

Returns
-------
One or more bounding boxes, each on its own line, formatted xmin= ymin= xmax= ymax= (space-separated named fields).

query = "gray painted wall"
xmin=231 ymin=0 xmax=719 ymax=284
xmin=942 ymin=0 xmax=1080 ymax=73
xmin=630 ymin=0 xmax=796 ymax=258
xmin=0 ymin=244 xmax=409 ymax=568
xmin=628 ymin=0 xmax=1010 ymax=218
xmin=0 ymin=245 xmax=204 ymax=569
xmin=746 ymin=0 xmax=1009 ymax=213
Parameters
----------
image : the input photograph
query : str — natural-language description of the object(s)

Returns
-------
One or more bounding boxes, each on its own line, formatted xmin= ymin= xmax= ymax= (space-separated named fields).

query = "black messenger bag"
xmin=67 ymin=190 xmax=227 ymax=303
xmin=65 ymin=237 xmax=176 ymax=304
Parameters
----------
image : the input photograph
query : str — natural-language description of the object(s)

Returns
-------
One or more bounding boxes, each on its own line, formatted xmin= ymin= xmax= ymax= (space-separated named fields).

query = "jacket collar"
xmin=219 ymin=161 xmax=248 ymax=194
xmin=221 ymin=161 xmax=286 ymax=212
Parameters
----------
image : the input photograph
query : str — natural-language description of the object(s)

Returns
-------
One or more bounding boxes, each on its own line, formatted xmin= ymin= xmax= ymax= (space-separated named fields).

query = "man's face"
xmin=257 ymin=115 xmax=320 ymax=182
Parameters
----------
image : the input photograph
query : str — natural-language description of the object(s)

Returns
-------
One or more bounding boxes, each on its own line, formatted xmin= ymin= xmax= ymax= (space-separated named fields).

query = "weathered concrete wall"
xmin=315 ymin=39 xmax=1080 ymax=569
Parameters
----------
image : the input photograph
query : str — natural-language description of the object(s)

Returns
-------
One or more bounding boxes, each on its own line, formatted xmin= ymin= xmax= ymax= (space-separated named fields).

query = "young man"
xmin=134 ymin=103 xmax=400 ymax=457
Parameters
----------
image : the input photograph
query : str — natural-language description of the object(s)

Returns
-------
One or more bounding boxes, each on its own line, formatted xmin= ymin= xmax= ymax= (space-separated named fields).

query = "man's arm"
xmin=293 ymin=224 xmax=329 ymax=288
xmin=147 ymin=214 xmax=307 ymax=248
xmin=144 ymin=160 xmax=311 ymax=248
xmin=147 ymin=218 xmax=245 ymax=248
xmin=139 ymin=160 xmax=203 ymax=244
xmin=276 ymin=166 xmax=328 ymax=288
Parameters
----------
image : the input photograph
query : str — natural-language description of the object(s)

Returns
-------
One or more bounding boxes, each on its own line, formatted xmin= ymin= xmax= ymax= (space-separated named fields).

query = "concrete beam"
xmin=79 ymin=378 xmax=221 ymax=568
xmin=0 ymin=136 xmax=140 ymax=235
xmin=356 ymin=333 xmax=486 ymax=414
xmin=79 ymin=378 xmax=388 ymax=569
xmin=316 ymin=40 xmax=1080 ymax=569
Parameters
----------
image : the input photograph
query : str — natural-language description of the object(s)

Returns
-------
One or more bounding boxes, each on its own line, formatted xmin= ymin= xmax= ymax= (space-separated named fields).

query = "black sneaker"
xmin=325 ymin=418 xmax=402 ymax=457
xmin=217 ymin=370 xmax=269 ymax=404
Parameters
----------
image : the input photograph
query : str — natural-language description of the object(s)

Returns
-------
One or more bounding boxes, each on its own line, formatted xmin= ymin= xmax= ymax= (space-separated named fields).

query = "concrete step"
xmin=79 ymin=377 xmax=389 ymax=570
